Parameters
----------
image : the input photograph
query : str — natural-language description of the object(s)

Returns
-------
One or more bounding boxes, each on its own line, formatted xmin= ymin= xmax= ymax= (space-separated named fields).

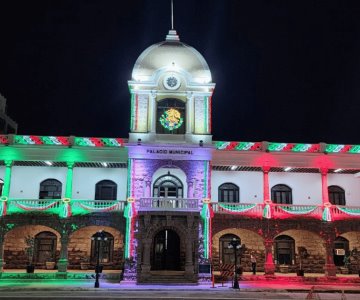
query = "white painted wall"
xmin=73 ymin=168 xmax=127 ymax=200
xmin=328 ymin=173 xmax=360 ymax=206
xmin=269 ymin=172 xmax=322 ymax=205
xmin=10 ymin=166 xmax=67 ymax=199
xmin=5 ymin=166 xmax=127 ymax=200
xmin=212 ymin=171 xmax=360 ymax=206
xmin=211 ymin=171 xmax=263 ymax=203
xmin=151 ymin=167 xmax=188 ymax=198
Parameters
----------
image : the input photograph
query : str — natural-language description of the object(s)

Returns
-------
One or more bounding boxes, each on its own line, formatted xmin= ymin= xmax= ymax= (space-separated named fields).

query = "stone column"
xmin=1 ymin=160 xmax=13 ymax=197
xmin=185 ymin=235 xmax=193 ymax=275
xmin=145 ymin=181 xmax=152 ymax=198
xmin=141 ymin=238 xmax=152 ymax=274
xmin=0 ymin=233 xmax=4 ymax=273
xmin=323 ymin=235 xmax=337 ymax=276
xmin=187 ymin=180 xmax=194 ymax=198
xmin=57 ymin=234 xmax=69 ymax=273
xmin=149 ymin=91 xmax=157 ymax=133
xmin=262 ymin=166 xmax=271 ymax=202
xmin=65 ymin=162 xmax=75 ymax=199
xmin=320 ymin=168 xmax=329 ymax=205
xmin=264 ymin=239 xmax=275 ymax=275
xmin=186 ymin=92 xmax=193 ymax=134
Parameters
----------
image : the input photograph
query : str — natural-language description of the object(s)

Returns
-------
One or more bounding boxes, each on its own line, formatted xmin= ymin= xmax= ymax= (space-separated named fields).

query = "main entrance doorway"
xmin=152 ymin=229 xmax=180 ymax=270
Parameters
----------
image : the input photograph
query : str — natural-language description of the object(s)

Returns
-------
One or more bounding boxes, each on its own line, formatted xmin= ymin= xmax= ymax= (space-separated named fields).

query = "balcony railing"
xmin=1 ymin=198 xmax=360 ymax=221
xmin=138 ymin=197 xmax=200 ymax=212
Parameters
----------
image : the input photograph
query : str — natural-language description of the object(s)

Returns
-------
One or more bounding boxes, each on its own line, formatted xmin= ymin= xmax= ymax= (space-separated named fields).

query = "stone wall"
xmin=68 ymin=225 xmax=124 ymax=269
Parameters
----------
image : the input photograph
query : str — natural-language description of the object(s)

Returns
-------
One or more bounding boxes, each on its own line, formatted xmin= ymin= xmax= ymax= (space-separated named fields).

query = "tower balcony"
xmin=138 ymin=197 xmax=200 ymax=212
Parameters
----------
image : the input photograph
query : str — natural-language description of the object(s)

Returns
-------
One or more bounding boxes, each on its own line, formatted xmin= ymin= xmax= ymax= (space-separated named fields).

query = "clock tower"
xmin=128 ymin=29 xmax=215 ymax=145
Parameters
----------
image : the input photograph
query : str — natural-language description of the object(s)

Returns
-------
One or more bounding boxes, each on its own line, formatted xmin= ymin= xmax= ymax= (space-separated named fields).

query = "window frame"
xmin=95 ymin=180 xmax=118 ymax=201
xmin=218 ymin=183 xmax=239 ymax=203
xmin=39 ymin=179 xmax=62 ymax=199
xmin=271 ymin=184 xmax=293 ymax=204
xmin=328 ymin=185 xmax=346 ymax=206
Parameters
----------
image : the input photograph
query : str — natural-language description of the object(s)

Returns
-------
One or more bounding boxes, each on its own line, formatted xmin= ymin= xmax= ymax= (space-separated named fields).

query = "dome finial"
xmin=171 ymin=0 xmax=174 ymax=30
xmin=166 ymin=0 xmax=180 ymax=41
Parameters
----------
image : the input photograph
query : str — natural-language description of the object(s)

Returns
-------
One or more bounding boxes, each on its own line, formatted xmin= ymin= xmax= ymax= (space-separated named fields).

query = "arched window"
xmin=271 ymin=184 xmax=292 ymax=204
xmin=328 ymin=185 xmax=346 ymax=206
xmin=156 ymin=98 xmax=186 ymax=134
xmin=90 ymin=231 xmax=114 ymax=263
xmin=39 ymin=179 xmax=62 ymax=199
xmin=219 ymin=234 xmax=241 ymax=264
xmin=153 ymin=173 xmax=183 ymax=198
xmin=275 ymin=235 xmax=295 ymax=265
xmin=95 ymin=180 xmax=117 ymax=200
xmin=34 ymin=231 xmax=57 ymax=263
xmin=333 ymin=236 xmax=349 ymax=266
xmin=219 ymin=183 xmax=239 ymax=203
xmin=0 ymin=179 xmax=3 ymax=195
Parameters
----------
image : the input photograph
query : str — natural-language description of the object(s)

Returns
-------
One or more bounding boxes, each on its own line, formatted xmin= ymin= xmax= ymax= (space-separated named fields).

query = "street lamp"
xmin=91 ymin=230 xmax=107 ymax=288
xmin=228 ymin=237 xmax=243 ymax=289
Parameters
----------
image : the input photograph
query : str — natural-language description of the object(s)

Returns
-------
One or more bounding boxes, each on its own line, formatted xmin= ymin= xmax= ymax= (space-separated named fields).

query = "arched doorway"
xmin=219 ymin=234 xmax=241 ymax=264
xmin=34 ymin=231 xmax=57 ymax=263
xmin=90 ymin=231 xmax=114 ymax=263
xmin=275 ymin=235 xmax=295 ymax=265
xmin=152 ymin=229 xmax=180 ymax=270
xmin=333 ymin=236 xmax=349 ymax=266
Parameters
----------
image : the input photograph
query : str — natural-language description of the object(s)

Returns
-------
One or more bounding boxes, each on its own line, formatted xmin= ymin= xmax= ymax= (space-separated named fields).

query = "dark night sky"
xmin=1 ymin=0 xmax=360 ymax=144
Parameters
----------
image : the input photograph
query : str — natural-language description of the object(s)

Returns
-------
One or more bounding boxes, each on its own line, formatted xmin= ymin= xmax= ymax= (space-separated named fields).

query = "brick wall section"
xmin=4 ymin=225 xmax=61 ymax=269
xmin=212 ymin=228 xmax=265 ymax=272
xmin=68 ymin=225 xmax=124 ymax=269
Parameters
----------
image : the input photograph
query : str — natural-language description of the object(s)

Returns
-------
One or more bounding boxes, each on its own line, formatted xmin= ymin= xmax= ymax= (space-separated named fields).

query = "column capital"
xmin=262 ymin=166 xmax=271 ymax=173
xmin=150 ymin=90 xmax=157 ymax=99
xmin=320 ymin=168 xmax=328 ymax=175
xmin=66 ymin=161 xmax=75 ymax=169
xmin=186 ymin=91 xmax=193 ymax=100
xmin=4 ymin=160 xmax=13 ymax=167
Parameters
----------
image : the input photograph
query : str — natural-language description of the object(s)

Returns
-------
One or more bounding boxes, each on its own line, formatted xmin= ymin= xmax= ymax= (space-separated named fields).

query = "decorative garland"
xmin=0 ymin=196 xmax=8 ymax=217
xmin=278 ymin=205 xmax=317 ymax=215
xmin=336 ymin=206 xmax=360 ymax=216
xmin=14 ymin=135 xmax=69 ymax=146
xmin=124 ymin=198 xmax=136 ymax=259
xmin=218 ymin=203 xmax=257 ymax=214
xmin=76 ymin=202 xmax=120 ymax=212
xmin=214 ymin=141 xmax=261 ymax=151
xmin=74 ymin=137 xmax=124 ymax=147
xmin=61 ymin=198 xmax=72 ymax=218
xmin=159 ymin=108 xmax=183 ymax=131
xmin=322 ymin=203 xmax=332 ymax=222
xmin=0 ymin=135 xmax=9 ymax=144
xmin=200 ymin=199 xmax=214 ymax=259
xmin=263 ymin=200 xmax=272 ymax=219
xmin=12 ymin=200 xmax=58 ymax=211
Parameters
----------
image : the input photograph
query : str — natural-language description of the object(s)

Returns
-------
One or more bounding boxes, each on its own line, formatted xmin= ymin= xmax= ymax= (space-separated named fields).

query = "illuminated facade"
xmin=0 ymin=29 xmax=360 ymax=283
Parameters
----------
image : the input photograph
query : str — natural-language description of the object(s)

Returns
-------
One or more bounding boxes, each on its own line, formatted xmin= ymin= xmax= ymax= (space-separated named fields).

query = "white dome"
xmin=131 ymin=30 xmax=212 ymax=84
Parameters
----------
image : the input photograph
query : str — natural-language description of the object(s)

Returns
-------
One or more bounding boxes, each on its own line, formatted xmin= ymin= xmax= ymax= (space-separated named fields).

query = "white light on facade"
xmin=231 ymin=165 xmax=237 ymax=171
xmin=334 ymin=168 xmax=342 ymax=173
xmin=102 ymin=162 xmax=108 ymax=167
xmin=45 ymin=161 xmax=52 ymax=166
xmin=284 ymin=167 xmax=292 ymax=172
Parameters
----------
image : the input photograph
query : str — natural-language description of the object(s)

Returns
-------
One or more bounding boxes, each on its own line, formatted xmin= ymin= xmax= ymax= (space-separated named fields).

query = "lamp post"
xmin=91 ymin=230 xmax=107 ymax=288
xmin=228 ymin=237 xmax=243 ymax=290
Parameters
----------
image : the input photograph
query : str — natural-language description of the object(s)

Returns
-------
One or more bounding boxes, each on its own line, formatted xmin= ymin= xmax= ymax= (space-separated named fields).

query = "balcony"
xmin=138 ymin=197 xmax=200 ymax=212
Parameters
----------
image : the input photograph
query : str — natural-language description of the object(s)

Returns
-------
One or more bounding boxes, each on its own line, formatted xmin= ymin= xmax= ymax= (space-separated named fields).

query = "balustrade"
xmin=138 ymin=197 xmax=199 ymax=212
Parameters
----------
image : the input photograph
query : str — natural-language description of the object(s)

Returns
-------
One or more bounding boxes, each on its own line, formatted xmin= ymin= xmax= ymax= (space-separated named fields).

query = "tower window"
xmin=156 ymin=98 xmax=186 ymax=134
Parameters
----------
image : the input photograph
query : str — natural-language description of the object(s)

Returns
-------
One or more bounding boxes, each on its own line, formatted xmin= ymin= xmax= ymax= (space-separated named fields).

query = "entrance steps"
xmin=139 ymin=271 xmax=197 ymax=285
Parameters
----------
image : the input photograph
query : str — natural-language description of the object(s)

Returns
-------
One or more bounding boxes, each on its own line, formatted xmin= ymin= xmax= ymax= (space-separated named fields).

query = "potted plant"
xmin=25 ymin=235 xmax=35 ymax=273
xmin=45 ymin=258 xmax=56 ymax=270
xmin=80 ymin=256 xmax=90 ymax=270
xmin=340 ymin=254 xmax=350 ymax=274
xmin=297 ymin=246 xmax=309 ymax=276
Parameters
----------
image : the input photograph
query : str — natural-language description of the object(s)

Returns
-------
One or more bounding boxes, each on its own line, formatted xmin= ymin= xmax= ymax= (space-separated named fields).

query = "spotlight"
xmin=199 ymin=140 xmax=203 ymax=147
xmin=137 ymin=138 xmax=142 ymax=145
xmin=45 ymin=161 xmax=52 ymax=166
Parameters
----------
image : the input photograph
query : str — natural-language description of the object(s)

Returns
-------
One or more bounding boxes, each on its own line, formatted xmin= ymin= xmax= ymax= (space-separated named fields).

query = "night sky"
xmin=1 ymin=0 xmax=360 ymax=144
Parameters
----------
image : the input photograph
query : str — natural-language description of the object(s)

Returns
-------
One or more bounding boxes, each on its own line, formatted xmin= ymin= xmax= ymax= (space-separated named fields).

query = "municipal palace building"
xmin=0 ymin=27 xmax=360 ymax=284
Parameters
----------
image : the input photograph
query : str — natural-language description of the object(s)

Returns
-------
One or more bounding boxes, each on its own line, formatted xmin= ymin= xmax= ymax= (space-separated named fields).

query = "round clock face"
xmin=164 ymin=75 xmax=180 ymax=90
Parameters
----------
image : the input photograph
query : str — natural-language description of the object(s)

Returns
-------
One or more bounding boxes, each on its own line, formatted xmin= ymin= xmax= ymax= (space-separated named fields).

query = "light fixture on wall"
xmin=45 ymin=161 xmax=52 ymax=166
xmin=101 ymin=162 xmax=108 ymax=167
xmin=334 ymin=168 xmax=342 ymax=173
xmin=137 ymin=138 xmax=142 ymax=145
xmin=284 ymin=167 xmax=292 ymax=172
xmin=199 ymin=140 xmax=203 ymax=147
xmin=231 ymin=165 xmax=237 ymax=171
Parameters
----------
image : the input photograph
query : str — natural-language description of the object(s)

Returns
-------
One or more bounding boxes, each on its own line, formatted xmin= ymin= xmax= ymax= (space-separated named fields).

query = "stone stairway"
xmin=138 ymin=271 xmax=198 ymax=285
